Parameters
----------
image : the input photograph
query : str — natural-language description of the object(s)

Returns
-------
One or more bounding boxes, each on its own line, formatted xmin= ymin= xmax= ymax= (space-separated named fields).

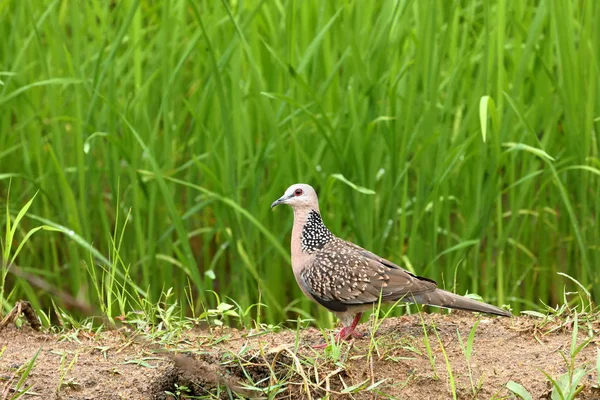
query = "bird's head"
xmin=271 ymin=183 xmax=319 ymax=211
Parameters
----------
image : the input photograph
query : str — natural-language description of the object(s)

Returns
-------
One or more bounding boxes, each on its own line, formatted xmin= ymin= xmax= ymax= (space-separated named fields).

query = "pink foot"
xmin=337 ymin=312 xmax=364 ymax=340
xmin=311 ymin=329 xmax=360 ymax=349
xmin=337 ymin=326 xmax=363 ymax=340
xmin=350 ymin=329 xmax=365 ymax=339
xmin=312 ymin=313 xmax=365 ymax=348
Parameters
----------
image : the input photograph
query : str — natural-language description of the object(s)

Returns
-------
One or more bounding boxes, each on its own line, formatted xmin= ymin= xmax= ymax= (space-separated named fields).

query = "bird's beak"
xmin=270 ymin=195 xmax=290 ymax=209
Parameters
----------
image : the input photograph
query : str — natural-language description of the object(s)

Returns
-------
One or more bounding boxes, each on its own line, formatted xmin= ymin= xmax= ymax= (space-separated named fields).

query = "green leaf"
xmin=0 ymin=173 xmax=24 ymax=181
xmin=0 ymin=78 xmax=83 ymax=107
xmin=9 ymin=192 xmax=38 ymax=244
xmin=465 ymin=320 xmax=480 ymax=360
xmin=10 ymin=225 xmax=61 ymax=265
xmin=557 ymin=272 xmax=591 ymax=300
xmin=521 ymin=310 xmax=547 ymax=318
xmin=428 ymin=239 xmax=480 ymax=266
xmin=502 ymin=142 xmax=555 ymax=161
xmin=365 ymin=379 xmax=387 ymax=391
xmin=540 ymin=369 xmax=564 ymax=400
xmin=330 ymin=174 xmax=376 ymax=195
xmin=506 ymin=381 xmax=533 ymax=400
xmin=205 ymin=270 xmax=216 ymax=280
xmin=479 ymin=95 xmax=498 ymax=143
xmin=120 ymin=358 xmax=159 ymax=368
xmin=217 ymin=302 xmax=234 ymax=312
xmin=296 ymin=6 xmax=343 ymax=73
xmin=559 ymin=165 xmax=600 ymax=177
xmin=341 ymin=379 xmax=370 ymax=393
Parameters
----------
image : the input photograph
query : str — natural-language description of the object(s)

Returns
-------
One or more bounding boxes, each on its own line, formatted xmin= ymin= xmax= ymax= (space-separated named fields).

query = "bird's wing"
xmin=299 ymin=239 xmax=437 ymax=312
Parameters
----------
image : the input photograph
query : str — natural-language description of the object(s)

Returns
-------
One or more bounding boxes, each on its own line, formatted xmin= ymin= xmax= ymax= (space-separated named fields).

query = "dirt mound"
xmin=1 ymin=313 xmax=598 ymax=399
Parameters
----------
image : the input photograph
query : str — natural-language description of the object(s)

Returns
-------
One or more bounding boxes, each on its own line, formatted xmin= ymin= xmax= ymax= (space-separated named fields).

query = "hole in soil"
xmin=149 ymin=349 xmax=300 ymax=399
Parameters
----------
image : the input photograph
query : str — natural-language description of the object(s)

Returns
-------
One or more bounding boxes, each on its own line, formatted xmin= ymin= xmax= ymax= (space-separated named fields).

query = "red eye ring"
xmin=294 ymin=188 xmax=303 ymax=196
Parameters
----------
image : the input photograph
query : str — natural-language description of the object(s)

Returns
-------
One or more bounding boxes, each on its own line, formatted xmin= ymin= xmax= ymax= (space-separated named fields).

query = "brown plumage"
xmin=271 ymin=183 xmax=511 ymax=342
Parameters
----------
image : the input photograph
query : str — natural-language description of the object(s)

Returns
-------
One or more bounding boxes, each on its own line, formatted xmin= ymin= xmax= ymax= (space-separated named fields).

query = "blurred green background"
xmin=1 ymin=0 xmax=599 ymax=327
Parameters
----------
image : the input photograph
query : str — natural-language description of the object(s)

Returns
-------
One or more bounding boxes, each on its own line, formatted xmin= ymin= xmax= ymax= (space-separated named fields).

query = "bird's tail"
xmin=411 ymin=289 xmax=511 ymax=317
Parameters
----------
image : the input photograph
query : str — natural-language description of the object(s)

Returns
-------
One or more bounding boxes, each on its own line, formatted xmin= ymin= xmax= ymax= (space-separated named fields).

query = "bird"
xmin=271 ymin=183 xmax=511 ymax=343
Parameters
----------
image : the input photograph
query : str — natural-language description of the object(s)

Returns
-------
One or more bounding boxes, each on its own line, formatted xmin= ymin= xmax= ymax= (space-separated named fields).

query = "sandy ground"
xmin=0 ymin=312 xmax=599 ymax=399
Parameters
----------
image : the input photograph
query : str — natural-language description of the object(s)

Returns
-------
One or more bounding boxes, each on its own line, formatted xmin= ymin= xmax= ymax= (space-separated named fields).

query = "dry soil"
xmin=1 ymin=312 xmax=599 ymax=399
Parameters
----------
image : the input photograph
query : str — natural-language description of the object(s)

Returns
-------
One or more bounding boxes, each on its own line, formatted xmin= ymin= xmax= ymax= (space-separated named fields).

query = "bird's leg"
xmin=336 ymin=312 xmax=363 ymax=341
xmin=311 ymin=313 xmax=364 ymax=349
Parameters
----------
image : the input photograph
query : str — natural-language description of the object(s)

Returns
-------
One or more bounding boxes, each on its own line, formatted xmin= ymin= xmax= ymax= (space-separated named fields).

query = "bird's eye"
xmin=294 ymin=188 xmax=303 ymax=196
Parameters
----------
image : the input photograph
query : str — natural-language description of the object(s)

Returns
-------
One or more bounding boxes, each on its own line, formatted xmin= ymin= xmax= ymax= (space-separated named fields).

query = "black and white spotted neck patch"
xmin=301 ymin=210 xmax=334 ymax=253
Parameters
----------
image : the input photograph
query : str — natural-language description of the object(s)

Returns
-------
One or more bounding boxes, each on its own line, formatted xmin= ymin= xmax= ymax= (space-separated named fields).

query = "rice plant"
xmin=0 ymin=0 xmax=598 ymax=327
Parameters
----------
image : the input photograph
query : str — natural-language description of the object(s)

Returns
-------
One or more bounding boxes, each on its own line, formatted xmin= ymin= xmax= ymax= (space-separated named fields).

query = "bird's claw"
xmin=338 ymin=326 xmax=364 ymax=340
xmin=312 ymin=327 xmax=365 ymax=349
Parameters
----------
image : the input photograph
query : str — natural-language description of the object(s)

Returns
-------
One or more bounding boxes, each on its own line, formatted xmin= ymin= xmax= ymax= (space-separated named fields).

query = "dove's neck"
xmin=292 ymin=209 xmax=334 ymax=258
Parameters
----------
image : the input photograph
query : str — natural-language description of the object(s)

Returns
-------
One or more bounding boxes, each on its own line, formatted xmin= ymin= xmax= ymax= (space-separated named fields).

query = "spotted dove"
xmin=271 ymin=183 xmax=511 ymax=342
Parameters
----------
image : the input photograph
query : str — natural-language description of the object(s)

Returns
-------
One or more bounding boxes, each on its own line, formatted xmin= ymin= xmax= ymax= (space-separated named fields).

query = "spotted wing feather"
xmin=299 ymin=239 xmax=437 ymax=312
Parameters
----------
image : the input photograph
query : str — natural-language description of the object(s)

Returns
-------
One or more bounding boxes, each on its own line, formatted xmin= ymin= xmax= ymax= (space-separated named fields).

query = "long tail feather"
xmin=412 ymin=289 xmax=511 ymax=317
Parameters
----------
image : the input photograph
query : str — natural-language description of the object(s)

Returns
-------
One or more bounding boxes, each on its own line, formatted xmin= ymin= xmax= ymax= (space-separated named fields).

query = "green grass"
xmin=0 ymin=346 xmax=40 ymax=399
xmin=0 ymin=1 xmax=599 ymax=327
xmin=507 ymin=311 xmax=596 ymax=400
